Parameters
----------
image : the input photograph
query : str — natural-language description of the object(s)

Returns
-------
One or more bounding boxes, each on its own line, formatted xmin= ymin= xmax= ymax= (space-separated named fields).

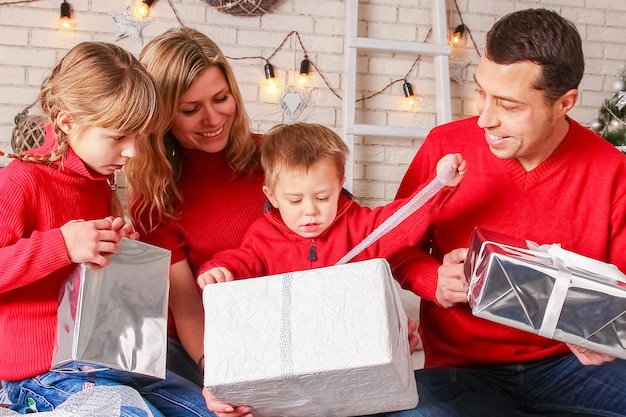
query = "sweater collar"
xmin=28 ymin=124 xmax=110 ymax=182
xmin=500 ymin=116 xmax=580 ymax=185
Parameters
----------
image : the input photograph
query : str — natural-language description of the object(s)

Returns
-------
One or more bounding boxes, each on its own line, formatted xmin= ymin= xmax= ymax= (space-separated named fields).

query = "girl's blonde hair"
xmin=14 ymin=42 xmax=163 ymax=218
xmin=261 ymin=123 xmax=349 ymax=189
xmin=130 ymin=27 xmax=259 ymax=232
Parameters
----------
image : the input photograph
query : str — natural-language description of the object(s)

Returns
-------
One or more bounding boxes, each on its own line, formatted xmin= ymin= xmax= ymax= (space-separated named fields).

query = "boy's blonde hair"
xmin=261 ymin=123 xmax=349 ymax=189
xmin=130 ymin=27 xmax=259 ymax=232
xmin=15 ymin=42 xmax=163 ymax=218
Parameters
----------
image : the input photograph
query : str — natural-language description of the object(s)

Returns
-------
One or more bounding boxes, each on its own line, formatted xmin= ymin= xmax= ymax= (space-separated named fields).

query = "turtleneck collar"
xmin=27 ymin=124 xmax=111 ymax=182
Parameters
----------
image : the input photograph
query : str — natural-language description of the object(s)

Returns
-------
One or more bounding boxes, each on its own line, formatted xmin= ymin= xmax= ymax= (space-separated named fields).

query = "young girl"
xmin=0 ymin=42 xmax=214 ymax=417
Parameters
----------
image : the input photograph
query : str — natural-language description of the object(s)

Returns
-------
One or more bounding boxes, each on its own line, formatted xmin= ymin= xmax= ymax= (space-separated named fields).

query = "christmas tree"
xmin=590 ymin=66 xmax=626 ymax=148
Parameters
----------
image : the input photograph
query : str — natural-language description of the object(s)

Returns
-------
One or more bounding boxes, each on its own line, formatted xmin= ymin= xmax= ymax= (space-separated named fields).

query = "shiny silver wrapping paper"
xmin=202 ymin=258 xmax=418 ymax=417
xmin=465 ymin=227 xmax=626 ymax=359
xmin=53 ymin=238 xmax=171 ymax=379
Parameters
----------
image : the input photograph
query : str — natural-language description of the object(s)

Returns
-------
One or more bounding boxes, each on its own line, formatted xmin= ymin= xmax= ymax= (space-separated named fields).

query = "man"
xmin=389 ymin=8 xmax=626 ymax=417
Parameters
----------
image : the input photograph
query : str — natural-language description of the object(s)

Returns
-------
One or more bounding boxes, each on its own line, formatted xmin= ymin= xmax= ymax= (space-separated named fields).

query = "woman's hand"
xmin=202 ymin=387 xmax=253 ymax=417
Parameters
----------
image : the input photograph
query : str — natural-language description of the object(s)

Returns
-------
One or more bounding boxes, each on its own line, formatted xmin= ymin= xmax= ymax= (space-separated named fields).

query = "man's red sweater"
xmin=0 ymin=127 xmax=112 ymax=381
xmin=390 ymin=116 xmax=626 ymax=368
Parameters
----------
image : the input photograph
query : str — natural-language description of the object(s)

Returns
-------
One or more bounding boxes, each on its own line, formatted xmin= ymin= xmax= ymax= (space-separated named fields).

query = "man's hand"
xmin=567 ymin=343 xmax=615 ymax=366
xmin=435 ymin=248 xmax=469 ymax=307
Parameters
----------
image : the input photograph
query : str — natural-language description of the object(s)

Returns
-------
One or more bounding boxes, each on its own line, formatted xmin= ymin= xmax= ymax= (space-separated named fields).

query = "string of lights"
xmin=0 ymin=0 xmax=36 ymax=4
xmin=1 ymin=0 xmax=479 ymax=107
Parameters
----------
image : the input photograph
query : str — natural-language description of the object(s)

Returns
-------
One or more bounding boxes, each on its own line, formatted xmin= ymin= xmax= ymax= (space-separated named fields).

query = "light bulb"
xmin=263 ymin=62 xmax=278 ymax=92
xmin=264 ymin=77 xmax=278 ymax=93
xmin=451 ymin=24 xmax=466 ymax=46
xmin=402 ymin=81 xmax=417 ymax=110
xmin=298 ymin=58 xmax=311 ymax=86
xmin=60 ymin=1 xmax=72 ymax=29
xmin=133 ymin=0 xmax=155 ymax=19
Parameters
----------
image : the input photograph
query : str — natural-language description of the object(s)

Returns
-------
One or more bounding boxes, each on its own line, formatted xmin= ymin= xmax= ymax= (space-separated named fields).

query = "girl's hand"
xmin=60 ymin=218 xmax=124 ymax=267
xmin=106 ymin=216 xmax=140 ymax=240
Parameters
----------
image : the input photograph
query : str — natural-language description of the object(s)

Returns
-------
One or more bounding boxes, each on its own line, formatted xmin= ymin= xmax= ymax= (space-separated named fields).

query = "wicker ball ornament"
xmin=202 ymin=0 xmax=279 ymax=16
xmin=11 ymin=108 xmax=46 ymax=154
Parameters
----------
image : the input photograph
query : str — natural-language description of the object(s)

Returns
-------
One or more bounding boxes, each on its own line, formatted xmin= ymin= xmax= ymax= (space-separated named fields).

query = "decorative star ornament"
xmin=449 ymin=57 xmax=471 ymax=85
xmin=109 ymin=7 xmax=151 ymax=44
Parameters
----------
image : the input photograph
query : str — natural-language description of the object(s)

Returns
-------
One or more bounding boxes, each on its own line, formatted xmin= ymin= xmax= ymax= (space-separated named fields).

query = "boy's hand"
xmin=436 ymin=153 xmax=467 ymax=187
xmin=197 ymin=267 xmax=234 ymax=289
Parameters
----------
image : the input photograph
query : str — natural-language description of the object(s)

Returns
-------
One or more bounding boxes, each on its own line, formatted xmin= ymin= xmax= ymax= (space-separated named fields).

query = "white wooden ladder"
xmin=342 ymin=0 xmax=452 ymax=189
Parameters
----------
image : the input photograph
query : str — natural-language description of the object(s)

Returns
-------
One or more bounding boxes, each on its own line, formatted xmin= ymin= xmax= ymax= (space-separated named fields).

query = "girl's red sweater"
xmin=0 ymin=127 xmax=112 ymax=381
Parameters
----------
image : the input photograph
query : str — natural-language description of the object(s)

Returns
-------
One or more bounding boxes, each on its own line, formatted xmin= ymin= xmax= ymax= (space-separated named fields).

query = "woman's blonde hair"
xmin=130 ymin=26 xmax=259 ymax=232
xmin=261 ymin=123 xmax=349 ymax=189
xmin=14 ymin=41 xmax=163 ymax=218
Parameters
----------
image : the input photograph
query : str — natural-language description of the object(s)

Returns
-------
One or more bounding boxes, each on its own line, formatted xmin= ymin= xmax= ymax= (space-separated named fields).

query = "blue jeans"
xmin=381 ymin=354 xmax=626 ymax=417
xmin=3 ymin=363 xmax=215 ymax=417
xmin=167 ymin=338 xmax=203 ymax=387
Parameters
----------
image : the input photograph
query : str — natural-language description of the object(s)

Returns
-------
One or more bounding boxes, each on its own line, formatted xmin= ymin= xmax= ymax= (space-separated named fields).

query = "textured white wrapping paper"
xmin=202 ymin=258 xmax=418 ymax=417
xmin=53 ymin=238 xmax=171 ymax=379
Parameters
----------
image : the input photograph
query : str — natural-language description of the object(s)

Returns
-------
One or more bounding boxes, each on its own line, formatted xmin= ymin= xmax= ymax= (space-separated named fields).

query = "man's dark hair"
xmin=485 ymin=8 xmax=584 ymax=103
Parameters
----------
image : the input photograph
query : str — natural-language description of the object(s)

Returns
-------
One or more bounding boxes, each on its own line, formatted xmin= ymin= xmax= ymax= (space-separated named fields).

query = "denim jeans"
xmin=167 ymin=338 xmax=203 ymax=387
xmin=381 ymin=354 xmax=626 ymax=417
xmin=3 ymin=363 xmax=215 ymax=417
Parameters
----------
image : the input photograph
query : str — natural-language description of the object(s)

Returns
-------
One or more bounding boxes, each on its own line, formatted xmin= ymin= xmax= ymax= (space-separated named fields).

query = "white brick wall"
xmin=1 ymin=0 xmax=625 ymax=206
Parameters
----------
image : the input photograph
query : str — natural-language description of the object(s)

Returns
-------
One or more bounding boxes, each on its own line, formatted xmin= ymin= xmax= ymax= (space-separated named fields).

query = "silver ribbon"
xmin=279 ymin=273 xmax=334 ymax=416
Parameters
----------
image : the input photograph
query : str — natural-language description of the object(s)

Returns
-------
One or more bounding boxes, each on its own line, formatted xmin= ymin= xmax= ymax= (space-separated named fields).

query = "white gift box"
xmin=53 ymin=238 xmax=171 ymax=379
xmin=202 ymin=258 xmax=418 ymax=417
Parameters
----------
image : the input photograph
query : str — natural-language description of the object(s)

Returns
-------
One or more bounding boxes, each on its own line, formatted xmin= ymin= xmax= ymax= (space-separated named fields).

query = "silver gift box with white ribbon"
xmin=53 ymin=238 xmax=171 ymax=379
xmin=202 ymin=258 xmax=418 ymax=417
xmin=465 ymin=227 xmax=626 ymax=359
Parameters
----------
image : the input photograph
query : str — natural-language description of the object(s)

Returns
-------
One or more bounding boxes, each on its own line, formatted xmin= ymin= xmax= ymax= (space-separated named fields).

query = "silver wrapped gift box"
xmin=53 ymin=238 xmax=171 ymax=379
xmin=202 ymin=258 xmax=418 ymax=417
xmin=465 ymin=227 xmax=626 ymax=359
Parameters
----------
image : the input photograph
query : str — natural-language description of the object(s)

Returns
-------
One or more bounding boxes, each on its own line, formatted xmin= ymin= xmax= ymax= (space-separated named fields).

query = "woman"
xmin=126 ymin=27 xmax=266 ymax=388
